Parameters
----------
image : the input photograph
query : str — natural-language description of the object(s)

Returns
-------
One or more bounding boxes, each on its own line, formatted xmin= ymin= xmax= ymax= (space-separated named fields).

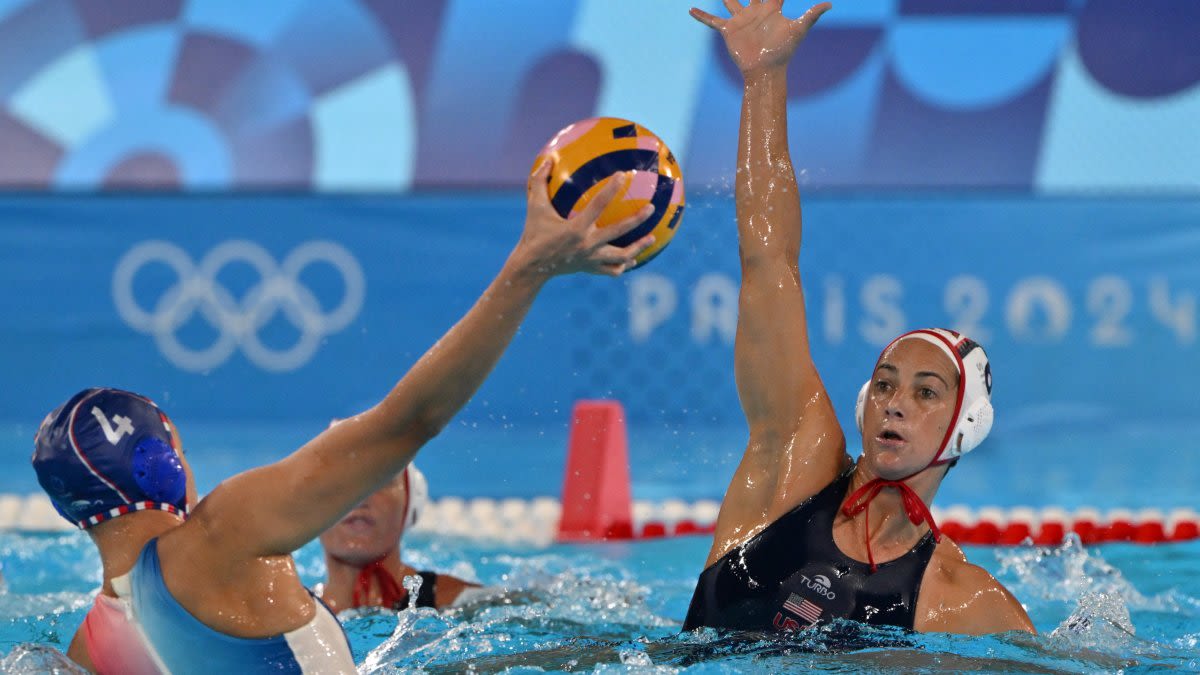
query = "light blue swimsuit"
xmin=118 ymin=539 xmax=355 ymax=674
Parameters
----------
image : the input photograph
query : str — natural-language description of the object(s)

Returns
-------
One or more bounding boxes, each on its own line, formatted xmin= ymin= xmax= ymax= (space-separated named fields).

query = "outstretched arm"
xmin=202 ymin=165 xmax=655 ymax=557
xmin=692 ymin=1 xmax=847 ymax=566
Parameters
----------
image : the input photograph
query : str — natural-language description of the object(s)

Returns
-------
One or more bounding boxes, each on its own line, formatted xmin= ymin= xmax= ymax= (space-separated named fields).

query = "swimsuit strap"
xmin=841 ymin=477 xmax=942 ymax=573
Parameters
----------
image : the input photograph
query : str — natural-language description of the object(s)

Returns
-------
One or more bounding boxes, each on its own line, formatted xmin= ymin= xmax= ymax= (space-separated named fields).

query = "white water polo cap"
xmin=855 ymin=328 xmax=993 ymax=464
xmin=401 ymin=463 xmax=428 ymax=530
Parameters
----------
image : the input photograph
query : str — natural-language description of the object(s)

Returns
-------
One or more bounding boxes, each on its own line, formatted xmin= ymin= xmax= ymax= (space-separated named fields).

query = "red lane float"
xmin=551 ymin=400 xmax=1196 ymax=546
xmin=15 ymin=491 xmax=1193 ymax=546
xmin=625 ymin=508 xmax=1198 ymax=545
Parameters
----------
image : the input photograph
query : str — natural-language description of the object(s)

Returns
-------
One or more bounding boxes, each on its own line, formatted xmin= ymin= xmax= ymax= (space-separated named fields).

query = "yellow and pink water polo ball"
xmin=532 ymin=117 xmax=684 ymax=268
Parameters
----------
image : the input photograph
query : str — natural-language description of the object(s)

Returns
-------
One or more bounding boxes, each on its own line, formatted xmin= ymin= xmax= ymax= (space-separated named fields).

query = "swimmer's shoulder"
xmin=156 ymin=509 xmax=317 ymax=637
xmin=914 ymin=538 xmax=1036 ymax=635
xmin=166 ymin=477 xmax=277 ymax=566
xmin=435 ymin=573 xmax=483 ymax=609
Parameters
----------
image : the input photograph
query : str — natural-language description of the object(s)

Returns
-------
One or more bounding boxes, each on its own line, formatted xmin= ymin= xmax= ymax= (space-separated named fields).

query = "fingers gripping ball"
xmin=533 ymin=117 xmax=685 ymax=268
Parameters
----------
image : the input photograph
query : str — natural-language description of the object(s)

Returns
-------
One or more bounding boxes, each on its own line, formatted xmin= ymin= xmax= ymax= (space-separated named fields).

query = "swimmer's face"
xmin=320 ymin=475 xmax=408 ymax=565
xmin=860 ymin=338 xmax=958 ymax=479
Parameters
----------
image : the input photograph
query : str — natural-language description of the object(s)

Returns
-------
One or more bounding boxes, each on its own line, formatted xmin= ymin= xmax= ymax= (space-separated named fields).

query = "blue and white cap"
xmin=32 ymin=388 xmax=188 ymax=529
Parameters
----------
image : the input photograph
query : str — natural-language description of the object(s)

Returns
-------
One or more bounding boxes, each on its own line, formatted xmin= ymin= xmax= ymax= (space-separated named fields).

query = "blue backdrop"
xmin=2 ymin=1 xmax=1197 ymax=504
xmin=2 ymin=194 xmax=1198 ymax=433
xmin=2 ymin=193 xmax=1198 ymax=504
xmin=1 ymin=0 xmax=1198 ymax=191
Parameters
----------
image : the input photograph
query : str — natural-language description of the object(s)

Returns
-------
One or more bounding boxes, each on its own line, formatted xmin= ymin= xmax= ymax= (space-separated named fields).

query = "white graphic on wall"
xmin=113 ymin=240 xmax=365 ymax=372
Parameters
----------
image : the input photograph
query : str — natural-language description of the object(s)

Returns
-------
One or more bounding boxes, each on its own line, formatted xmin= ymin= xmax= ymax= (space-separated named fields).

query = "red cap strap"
xmin=352 ymin=559 xmax=408 ymax=610
xmin=841 ymin=477 xmax=942 ymax=573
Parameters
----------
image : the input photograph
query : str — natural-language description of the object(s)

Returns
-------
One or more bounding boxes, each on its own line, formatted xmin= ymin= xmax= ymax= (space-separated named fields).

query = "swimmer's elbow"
xmin=374 ymin=399 xmax=450 ymax=446
xmin=738 ymin=246 xmax=801 ymax=270
xmin=406 ymin=408 xmax=450 ymax=445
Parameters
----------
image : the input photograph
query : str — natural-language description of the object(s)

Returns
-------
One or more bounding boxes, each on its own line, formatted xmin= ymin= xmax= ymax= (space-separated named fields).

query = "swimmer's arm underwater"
xmin=199 ymin=166 xmax=655 ymax=559
xmin=692 ymin=1 xmax=847 ymax=566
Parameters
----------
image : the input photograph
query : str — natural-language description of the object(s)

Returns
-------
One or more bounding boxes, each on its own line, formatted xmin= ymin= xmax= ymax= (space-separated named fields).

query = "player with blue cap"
xmin=32 ymin=165 xmax=656 ymax=674
xmin=34 ymin=388 xmax=191 ymax=529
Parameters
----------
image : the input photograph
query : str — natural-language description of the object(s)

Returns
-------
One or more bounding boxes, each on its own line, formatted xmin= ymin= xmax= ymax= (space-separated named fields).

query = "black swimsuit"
xmin=400 ymin=570 xmax=439 ymax=610
xmin=683 ymin=468 xmax=937 ymax=633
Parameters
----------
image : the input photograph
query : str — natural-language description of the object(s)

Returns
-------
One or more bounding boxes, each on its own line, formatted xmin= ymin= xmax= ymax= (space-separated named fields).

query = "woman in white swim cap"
xmin=319 ymin=464 xmax=482 ymax=612
xmin=682 ymin=0 xmax=1034 ymax=636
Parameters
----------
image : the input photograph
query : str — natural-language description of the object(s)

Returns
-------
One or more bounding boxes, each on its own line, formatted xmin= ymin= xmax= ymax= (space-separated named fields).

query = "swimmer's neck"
xmin=87 ymin=511 xmax=185 ymax=597
xmin=321 ymin=547 xmax=413 ymax=612
xmin=841 ymin=460 xmax=947 ymax=545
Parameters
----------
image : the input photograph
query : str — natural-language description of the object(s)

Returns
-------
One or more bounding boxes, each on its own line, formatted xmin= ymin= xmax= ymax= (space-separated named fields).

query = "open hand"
xmin=513 ymin=161 xmax=656 ymax=279
xmin=691 ymin=1 xmax=831 ymax=76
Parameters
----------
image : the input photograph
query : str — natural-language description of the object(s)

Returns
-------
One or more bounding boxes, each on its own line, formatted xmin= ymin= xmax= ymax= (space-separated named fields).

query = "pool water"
xmin=0 ymin=529 xmax=1196 ymax=673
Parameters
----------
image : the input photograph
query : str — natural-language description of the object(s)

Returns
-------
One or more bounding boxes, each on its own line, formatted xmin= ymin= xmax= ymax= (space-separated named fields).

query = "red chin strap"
xmin=352 ymin=558 xmax=408 ymax=610
xmin=840 ymin=473 xmax=942 ymax=573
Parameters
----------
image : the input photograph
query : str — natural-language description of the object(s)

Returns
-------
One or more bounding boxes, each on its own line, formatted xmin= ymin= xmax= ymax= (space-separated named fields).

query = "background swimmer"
xmin=32 ymin=166 xmax=655 ymax=674
xmin=0 ymin=1 xmax=1195 ymax=671
xmin=318 ymin=464 xmax=482 ymax=612
xmin=683 ymin=0 xmax=1033 ymax=636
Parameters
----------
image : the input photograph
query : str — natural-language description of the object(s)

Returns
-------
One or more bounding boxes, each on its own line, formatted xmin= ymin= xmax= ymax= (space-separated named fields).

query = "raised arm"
xmin=691 ymin=1 xmax=847 ymax=565
xmin=201 ymin=165 xmax=655 ymax=557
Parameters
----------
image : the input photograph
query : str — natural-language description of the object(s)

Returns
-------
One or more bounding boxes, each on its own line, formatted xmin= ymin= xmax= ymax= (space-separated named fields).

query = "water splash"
xmin=601 ymin=645 xmax=680 ymax=674
xmin=997 ymin=534 xmax=1200 ymax=616
xmin=0 ymin=533 xmax=1197 ymax=672
xmin=0 ymin=644 xmax=86 ymax=674
xmin=354 ymin=553 xmax=677 ymax=673
xmin=992 ymin=535 xmax=1200 ymax=670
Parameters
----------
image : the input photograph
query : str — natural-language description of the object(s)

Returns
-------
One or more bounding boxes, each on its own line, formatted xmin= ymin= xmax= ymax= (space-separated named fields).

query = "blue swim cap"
xmin=32 ymin=388 xmax=188 ymax=529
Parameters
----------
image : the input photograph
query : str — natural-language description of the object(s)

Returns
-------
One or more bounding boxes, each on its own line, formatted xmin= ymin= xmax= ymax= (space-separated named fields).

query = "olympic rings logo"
xmin=113 ymin=240 xmax=365 ymax=372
